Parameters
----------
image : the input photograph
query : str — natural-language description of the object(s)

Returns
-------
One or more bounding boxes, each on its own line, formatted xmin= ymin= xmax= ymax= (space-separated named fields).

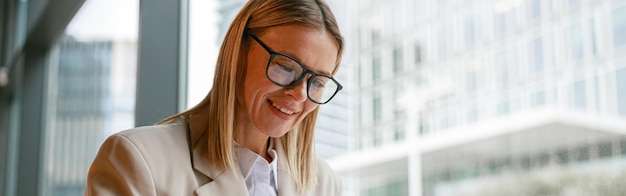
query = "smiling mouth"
xmin=271 ymin=101 xmax=295 ymax=115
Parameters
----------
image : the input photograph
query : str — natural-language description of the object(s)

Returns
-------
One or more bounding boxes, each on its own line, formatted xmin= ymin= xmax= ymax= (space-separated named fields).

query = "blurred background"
xmin=1 ymin=0 xmax=625 ymax=195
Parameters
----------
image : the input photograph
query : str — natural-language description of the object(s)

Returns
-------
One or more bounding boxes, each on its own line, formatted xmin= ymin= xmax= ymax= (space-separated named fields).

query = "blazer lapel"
xmin=187 ymin=111 xmax=247 ymax=196
xmin=275 ymin=138 xmax=301 ymax=195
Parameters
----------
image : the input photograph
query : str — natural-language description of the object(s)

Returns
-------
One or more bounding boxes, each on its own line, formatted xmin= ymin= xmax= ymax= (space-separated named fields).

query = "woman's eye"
xmin=312 ymin=79 xmax=326 ymax=88
xmin=277 ymin=64 xmax=294 ymax=72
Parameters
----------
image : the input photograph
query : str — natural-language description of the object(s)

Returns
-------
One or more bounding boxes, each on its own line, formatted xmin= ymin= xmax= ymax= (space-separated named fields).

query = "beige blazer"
xmin=85 ymin=112 xmax=342 ymax=195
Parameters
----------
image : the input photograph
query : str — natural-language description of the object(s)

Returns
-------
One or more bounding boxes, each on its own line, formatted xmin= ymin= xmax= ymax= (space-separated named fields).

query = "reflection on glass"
xmin=42 ymin=0 xmax=138 ymax=195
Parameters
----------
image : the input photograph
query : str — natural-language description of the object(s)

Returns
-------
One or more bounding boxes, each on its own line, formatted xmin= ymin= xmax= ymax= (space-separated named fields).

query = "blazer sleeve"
xmin=85 ymin=134 xmax=156 ymax=195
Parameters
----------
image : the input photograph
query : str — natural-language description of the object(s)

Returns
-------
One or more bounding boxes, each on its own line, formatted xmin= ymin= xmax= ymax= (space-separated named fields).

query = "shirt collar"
xmin=235 ymin=139 xmax=279 ymax=191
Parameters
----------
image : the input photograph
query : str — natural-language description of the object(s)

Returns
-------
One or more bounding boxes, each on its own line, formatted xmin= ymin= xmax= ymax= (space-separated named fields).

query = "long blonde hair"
xmin=159 ymin=0 xmax=343 ymax=190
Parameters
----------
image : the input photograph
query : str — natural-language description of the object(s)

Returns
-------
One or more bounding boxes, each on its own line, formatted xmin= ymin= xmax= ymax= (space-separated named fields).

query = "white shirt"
xmin=236 ymin=140 xmax=279 ymax=196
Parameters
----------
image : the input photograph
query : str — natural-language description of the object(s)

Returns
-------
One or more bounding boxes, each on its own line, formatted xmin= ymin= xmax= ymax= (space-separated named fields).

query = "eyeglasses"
xmin=247 ymin=33 xmax=342 ymax=104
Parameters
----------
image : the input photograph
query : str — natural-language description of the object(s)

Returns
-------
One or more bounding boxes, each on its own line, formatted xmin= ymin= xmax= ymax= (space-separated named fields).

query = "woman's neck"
xmin=233 ymin=127 xmax=272 ymax=162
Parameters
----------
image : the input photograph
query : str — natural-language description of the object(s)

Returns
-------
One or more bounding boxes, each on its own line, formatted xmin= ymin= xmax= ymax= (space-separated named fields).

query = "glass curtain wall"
xmin=338 ymin=0 xmax=626 ymax=195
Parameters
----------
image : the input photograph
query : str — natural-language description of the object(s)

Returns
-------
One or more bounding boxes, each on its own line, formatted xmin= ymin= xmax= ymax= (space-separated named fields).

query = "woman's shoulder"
xmin=87 ymin=118 xmax=198 ymax=195
xmin=115 ymin=118 xmax=187 ymax=140
xmin=111 ymin=118 xmax=187 ymax=144
xmin=103 ymin=118 xmax=190 ymax=157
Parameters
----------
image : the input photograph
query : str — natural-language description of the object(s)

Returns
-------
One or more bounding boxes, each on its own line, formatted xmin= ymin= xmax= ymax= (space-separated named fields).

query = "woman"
xmin=85 ymin=0 xmax=344 ymax=195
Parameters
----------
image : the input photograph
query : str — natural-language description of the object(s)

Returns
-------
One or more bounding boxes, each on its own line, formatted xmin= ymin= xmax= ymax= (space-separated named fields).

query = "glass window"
xmin=598 ymin=141 xmax=613 ymax=159
xmin=374 ymin=95 xmax=382 ymax=121
xmin=556 ymin=148 xmax=569 ymax=164
xmin=467 ymin=106 xmax=478 ymax=123
xmin=621 ymin=138 xmax=626 ymax=155
xmin=497 ymin=98 xmax=510 ymax=115
xmin=617 ymin=67 xmax=626 ymax=116
xmin=533 ymin=90 xmax=546 ymax=107
xmin=415 ymin=42 xmax=422 ymax=65
xmin=373 ymin=55 xmax=381 ymax=81
xmin=394 ymin=123 xmax=404 ymax=141
xmin=529 ymin=0 xmax=542 ymax=19
xmin=419 ymin=111 xmax=430 ymax=135
xmin=372 ymin=130 xmax=382 ymax=147
xmin=393 ymin=46 xmax=403 ymax=73
xmin=530 ymin=37 xmax=544 ymax=73
xmin=568 ymin=24 xmax=584 ymax=62
xmin=573 ymin=80 xmax=587 ymax=109
xmin=612 ymin=6 xmax=626 ymax=48
xmin=590 ymin=18 xmax=598 ymax=56
xmin=496 ymin=51 xmax=509 ymax=88
xmin=466 ymin=71 xmax=477 ymax=92
xmin=568 ymin=0 xmax=581 ymax=9
xmin=574 ymin=145 xmax=590 ymax=162
xmin=42 ymin=0 xmax=138 ymax=194
xmin=438 ymin=26 xmax=448 ymax=58
xmin=494 ymin=12 xmax=506 ymax=36
xmin=465 ymin=15 xmax=475 ymax=46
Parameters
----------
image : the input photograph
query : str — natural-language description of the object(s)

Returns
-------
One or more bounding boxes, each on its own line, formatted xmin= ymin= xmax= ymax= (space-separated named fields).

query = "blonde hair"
xmin=159 ymin=0 xmax=343 ymax=190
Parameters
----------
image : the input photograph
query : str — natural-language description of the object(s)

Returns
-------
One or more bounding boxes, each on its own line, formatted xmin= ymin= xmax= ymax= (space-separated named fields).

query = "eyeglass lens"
xmin=267 ymin=55 xmax=339 ymax=104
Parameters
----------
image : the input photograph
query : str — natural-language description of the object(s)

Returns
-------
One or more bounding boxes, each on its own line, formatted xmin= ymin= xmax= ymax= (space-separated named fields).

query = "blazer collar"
xmin=186 ymin=109 xmax=248 ymax=196
xmin=185 ymin=107 xmax=301 ymax=195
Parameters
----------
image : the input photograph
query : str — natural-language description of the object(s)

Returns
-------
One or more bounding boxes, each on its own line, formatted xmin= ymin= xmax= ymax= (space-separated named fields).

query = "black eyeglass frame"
xmin=246 ymin=33 xmax=343 ymax=104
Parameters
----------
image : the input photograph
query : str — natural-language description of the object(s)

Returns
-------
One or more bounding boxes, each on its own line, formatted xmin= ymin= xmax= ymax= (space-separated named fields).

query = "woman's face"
xmin=236 ymin=25 xmax=339 ymax=138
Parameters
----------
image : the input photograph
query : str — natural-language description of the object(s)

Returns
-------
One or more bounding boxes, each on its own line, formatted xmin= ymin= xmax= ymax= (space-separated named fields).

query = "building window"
xmin=494 ymin=11 xmax=506 ymax=36
xmin=598 ymin=141 xmax=613 ymax=159
xmin=617 ymin=67 xmax=626 ymax=116
xmin=568 ymin=24 xmax=584 ymax=62
xmin=532 ymin=90 xmax=546 ymax=107
xmin=466 ymin=71 xmax=477 ymax=92
xmin=573 ymin=80 xmax=587 ymax=110
xmin=520 ymin=155 xmax=532 ymax=170
xmin=621 ymin=139 xmax=626 ymax=155
xmin=393 ymin=124 xmax=404 ymax=141
xmin=612 ymin=6 xmax=626 ymax=48
xmin=529 ymin=0 xmax=541 ymax=19
xmin=465 ymin=15 xmax=475 ymax=46
xmin=356 ymin=65 xmax=362 ymax=88
xmin=356 ymin=101 xmax=362 ymax=126
xmin=373 ymin=55 xmax=381 ymax=82
xmin=568 ymin=0 xmax=581 ymax=9
xmin=419 ymin=111 xmax=430 ymax=135
xmin=496 ymin=51 xmax=509 ymax=89
xmin=530 ymin=37 xmax=544 ymax=73
xmin=372 ymin=131 xmax=382 ymax=147
xmin=574 ymin=145 xmax=590 ymax=162
xmin=590 ymin=18 xmax=599 ymax=56
xmin=373 ymin=95 xmax=382 ymax=122
xmin=393 ymin=46 xmax=403 ymax=73
xmin=438 ymin=26 xmax=448 ymax=58
xmin=497 ymin=98 xmax=510 ymax=115
xmin=372 ymin=28 xmax=381 ymax=45
xmin=414 ymin=43 xmax=422 ymax=66
xmin=556 ymin=148 xmax=569 ymax=164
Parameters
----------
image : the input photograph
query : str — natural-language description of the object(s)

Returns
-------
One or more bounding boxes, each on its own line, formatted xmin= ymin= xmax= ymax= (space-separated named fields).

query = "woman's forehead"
xmin=257 ymin=26 xmax=338 ymax=76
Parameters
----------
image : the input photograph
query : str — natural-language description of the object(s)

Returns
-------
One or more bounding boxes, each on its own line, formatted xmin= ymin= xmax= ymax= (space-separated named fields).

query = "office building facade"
xmin=331 ymin=0 xmax=626 ymax=195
